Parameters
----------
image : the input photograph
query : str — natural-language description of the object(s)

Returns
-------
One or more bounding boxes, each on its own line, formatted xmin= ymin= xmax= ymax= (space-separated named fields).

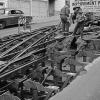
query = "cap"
xmin=73 ymin=7 xmax=80 ymax=10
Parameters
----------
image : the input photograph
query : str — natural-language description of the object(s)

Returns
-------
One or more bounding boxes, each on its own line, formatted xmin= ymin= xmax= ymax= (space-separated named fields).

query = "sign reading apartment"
xmin=70 ymin=0 xmax=100 ymax=13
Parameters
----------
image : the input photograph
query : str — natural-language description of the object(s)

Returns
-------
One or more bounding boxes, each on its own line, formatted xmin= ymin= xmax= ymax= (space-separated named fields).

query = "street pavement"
xmin=50 ymin=57 xmax=100 ymax=100
xmin=0 ymin=19 xmax=60 ymax=38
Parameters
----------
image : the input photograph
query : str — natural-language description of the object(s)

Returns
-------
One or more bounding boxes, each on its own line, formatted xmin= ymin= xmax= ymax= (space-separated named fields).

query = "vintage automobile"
xmin=0 ymin=8 xmax=32 ymax=29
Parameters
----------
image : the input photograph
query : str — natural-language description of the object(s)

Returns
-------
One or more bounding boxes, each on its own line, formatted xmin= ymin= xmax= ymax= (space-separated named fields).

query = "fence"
xmin=18 ymin=16 xmax=32 ymax=33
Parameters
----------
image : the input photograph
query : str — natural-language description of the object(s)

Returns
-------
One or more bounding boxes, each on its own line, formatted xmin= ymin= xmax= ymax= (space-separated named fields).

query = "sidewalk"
xmin=0 ymin=18 xmax=60 ymax=38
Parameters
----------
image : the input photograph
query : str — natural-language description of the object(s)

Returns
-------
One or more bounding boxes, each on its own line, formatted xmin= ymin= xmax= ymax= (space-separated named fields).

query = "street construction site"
xmin=0 ymin=13 xmax=100 ymax=100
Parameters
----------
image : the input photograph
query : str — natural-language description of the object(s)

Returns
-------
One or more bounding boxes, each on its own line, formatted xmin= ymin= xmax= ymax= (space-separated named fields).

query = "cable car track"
xmin=0 ymin=25 xmax=56 ymax=45
xmin=0 ymin=25 xmax=54 ymax=53
xmin=0 ymin=36 xmax=65 ymax=61
xmin=0 ymin=26 xmax=56 ymax=60
xmin=0 ymin=56 xmax=47 ymax=79
xmin=0 ymin=25 xmax=60 ymax=76
xmin=0 ymin=25 xmax=56 ymax=51
xmin=1 ymin=18 xmax=100 ymax=100
xmin=0 ymin=36 xmax=65 ymax=78
xmin=0 ymin=24 xmax=100 ymax=79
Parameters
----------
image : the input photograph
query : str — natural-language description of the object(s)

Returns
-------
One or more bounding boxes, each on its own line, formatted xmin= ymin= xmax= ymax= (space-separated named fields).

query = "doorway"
xmin=48 ymin=0 xmax=55 ymax=16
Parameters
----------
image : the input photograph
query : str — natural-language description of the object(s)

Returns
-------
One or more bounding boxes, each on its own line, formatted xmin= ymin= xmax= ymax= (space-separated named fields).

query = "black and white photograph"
xmin=0 ymin=0 xmax=100 ymax=100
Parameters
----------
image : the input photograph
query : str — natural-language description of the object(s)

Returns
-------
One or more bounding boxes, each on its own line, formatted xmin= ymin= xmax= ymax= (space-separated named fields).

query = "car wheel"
xmin=0 ymin=22 xmax=6 ymax=29
xmin=98 ymin=21 xmax=100 ymax=26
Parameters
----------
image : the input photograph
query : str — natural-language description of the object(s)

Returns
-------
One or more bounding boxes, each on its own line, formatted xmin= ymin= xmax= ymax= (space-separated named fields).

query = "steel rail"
xmin=0 ymin=27 xmax=56 ymax=74
xmin=12 ymin=28 xmax=56 ymax=59
xmin=0 ymin=51 xmax=21 ymax=61
xmin=0 ymin=25 xmax=56 ymax=44
xmin=0 ymin=27 xmax=53 ymax=58
xmin=0 ymin=56 xmax=47 ymax=79
xmin=1 ymin=36 xmax=65 ymax=61
xmin=0 ymin=48 xmax=45 ymax=74
xmin=0 ymin=36 xmax=65 ymax=61
xmin=0 ymin=25 xmax=58 ymax=76
xmin=0 ymin=36 xmax=65 ymax=79
xmin=0 ymin=25 xmax=55 ymax=54
xmin=0 ymin=25 xmax=55 ymax=50
xmin=0 ymin=36 xmax=65 ymax=74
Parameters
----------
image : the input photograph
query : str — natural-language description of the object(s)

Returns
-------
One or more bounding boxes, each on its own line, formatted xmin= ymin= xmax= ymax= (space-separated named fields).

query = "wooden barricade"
xmin=18 ymin=16 xmax=32 ymax=33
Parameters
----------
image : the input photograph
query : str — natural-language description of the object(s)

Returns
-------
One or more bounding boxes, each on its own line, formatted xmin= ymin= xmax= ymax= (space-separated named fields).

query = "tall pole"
xmin=20 ymin=0 xmax=21 ymax=9
xmin=30 ymin=0 xmax=32 ymax=16
xmin=48 ymin=0 xmax=49 ymax=17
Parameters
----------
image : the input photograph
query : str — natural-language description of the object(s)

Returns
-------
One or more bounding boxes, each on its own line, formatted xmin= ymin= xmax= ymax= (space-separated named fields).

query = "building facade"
xmin=8 ymin=0 xmax=48 ymax=17
xmin=0 ymin=0 xmax=8 ymax=8
xmin=55 ymin=0 xmax=65 ymax=15
xmin=1 ymin=0 xmax=66 ymax=17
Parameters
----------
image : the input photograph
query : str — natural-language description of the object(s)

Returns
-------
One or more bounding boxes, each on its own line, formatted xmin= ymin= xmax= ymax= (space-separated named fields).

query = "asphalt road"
xmin=0 ymin=20 xmax=60 ymax=38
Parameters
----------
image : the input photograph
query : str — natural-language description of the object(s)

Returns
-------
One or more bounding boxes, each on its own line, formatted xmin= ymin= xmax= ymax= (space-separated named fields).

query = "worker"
xmin=72 ymin=7 xmax=81 ymax=23
xmin=60 ymin=3 xmax=70 ymax=32
xmin=85 ymin=12 xmax=93 ymax=26
xmin=72 ymin=7 xmax=85 ymax=37
xmin=46 ymin=34 xmax=65 ymax=69
xmin=51 ymin=35 xmax=65 ymax=85
xmin=53 ymin=35 xmax=65 ymax=70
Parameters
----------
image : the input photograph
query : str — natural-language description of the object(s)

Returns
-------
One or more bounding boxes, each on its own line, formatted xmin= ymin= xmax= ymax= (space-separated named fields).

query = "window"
xmin=9 ymin=10 xmax=24 ymax=15
xmin=11 ymin=10 xmax=16 ymax=14
xmin=0 ymin=9 xmax=5 ymax=15
xmin=15 ymin=10 xmax=24 ymax=14
xmin=0 ymin=2 xmax=4 ymax=6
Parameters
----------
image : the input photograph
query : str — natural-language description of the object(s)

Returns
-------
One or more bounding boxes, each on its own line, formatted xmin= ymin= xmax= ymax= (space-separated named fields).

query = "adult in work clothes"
xmin=60 ymin=4 xmax=70 ymax=32
xmin=72 ymin=7 xmax=85 ymax=37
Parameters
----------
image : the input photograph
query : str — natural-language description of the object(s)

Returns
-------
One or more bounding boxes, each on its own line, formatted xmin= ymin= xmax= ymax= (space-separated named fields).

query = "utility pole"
xmin=20 ymin=0 xmax=21 ymax=10
xmin=30 ymin=0 xmax=32 ymax=16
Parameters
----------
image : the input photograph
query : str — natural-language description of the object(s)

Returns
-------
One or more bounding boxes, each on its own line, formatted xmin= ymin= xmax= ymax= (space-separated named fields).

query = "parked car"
xmin=0 ymin=8 xmax=32 ymax=29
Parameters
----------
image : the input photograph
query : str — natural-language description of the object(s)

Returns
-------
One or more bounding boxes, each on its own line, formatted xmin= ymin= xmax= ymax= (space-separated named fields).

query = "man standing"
xmin=72 ymin=7 xmax=85 ymax=37
xmin=60 ymin=4 xmax=70 ymax=32
xmin=72 ymin=7 xmax=81 ymax=23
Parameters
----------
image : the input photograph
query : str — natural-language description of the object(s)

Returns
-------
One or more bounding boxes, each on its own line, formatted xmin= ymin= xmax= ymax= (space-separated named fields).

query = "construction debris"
xmin=1 ymin=19 xmax=100 ymax=100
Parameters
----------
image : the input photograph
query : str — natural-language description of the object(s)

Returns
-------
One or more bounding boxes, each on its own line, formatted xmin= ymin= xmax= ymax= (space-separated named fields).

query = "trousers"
xmin=73 ymin=21 xmax=84 ymax=36
xmin=60 ymin=15 xmax=70 ymax=32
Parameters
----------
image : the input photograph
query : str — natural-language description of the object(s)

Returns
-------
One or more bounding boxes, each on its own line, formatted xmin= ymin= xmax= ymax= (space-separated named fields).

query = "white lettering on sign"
xmin=70 ymin=0 xmax=100 ymax=13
